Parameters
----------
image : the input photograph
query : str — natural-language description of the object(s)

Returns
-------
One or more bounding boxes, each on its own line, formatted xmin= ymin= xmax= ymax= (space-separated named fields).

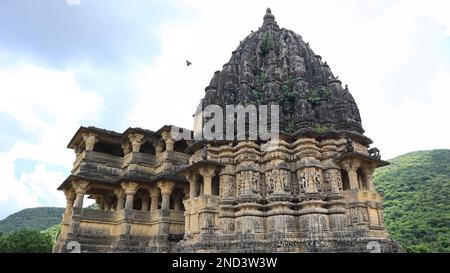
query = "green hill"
xmin=374 ymin=149 xmax=450 ymax=253
xmin=0 ymin=207 xmax=64 ymax=234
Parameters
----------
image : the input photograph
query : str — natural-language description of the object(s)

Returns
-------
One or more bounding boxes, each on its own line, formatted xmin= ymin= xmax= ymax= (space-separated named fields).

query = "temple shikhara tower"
xmin=54 ymin=9 xmax=400 ymax=253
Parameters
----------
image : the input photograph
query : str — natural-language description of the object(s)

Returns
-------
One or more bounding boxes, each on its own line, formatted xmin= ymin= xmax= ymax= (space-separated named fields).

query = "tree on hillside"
xmin=0 ymin=229 xmax=53 ymax=253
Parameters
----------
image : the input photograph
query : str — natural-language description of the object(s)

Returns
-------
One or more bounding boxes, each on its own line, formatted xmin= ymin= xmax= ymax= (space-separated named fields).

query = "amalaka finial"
xmin=263 ymin=7 xmax=277 ymax=27
xmin=264 ymin=7 xmax=275 ymax=21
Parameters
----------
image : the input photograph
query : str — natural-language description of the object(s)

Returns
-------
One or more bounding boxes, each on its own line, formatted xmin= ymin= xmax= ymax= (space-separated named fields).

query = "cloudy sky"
xmin=0 ymin=0 xmax=449 ymax=219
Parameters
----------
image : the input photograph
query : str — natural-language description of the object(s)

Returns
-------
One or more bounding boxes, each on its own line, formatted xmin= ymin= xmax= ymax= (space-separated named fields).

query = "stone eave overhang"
xmin=155 ymin=124 xmax=192 ymax=136
xmin=58 ymin=171 xmax=188 ymax=191
xmin=147 ymin=172 xmax=188 ymax=184
xmin=122 ymin=127 xmax=159 ymax=142
xmin=176 ymin=160 xmax=224 ymax=176
xmin=115 ymin=172 xmax=187 ymax=184
xmin=338 ymin=152 xmax=390 ymax=168
xmin=67 ymin=126 xmax=122 ymax=149
xmin=67 ymin=126 xmax=173 ymax=150
xmin=290 ymin=129 xmax=373 ymax=146
xmin=184 ymin=129 xmax=373 ymax=154
xmin=57 ymin=174 xmax=117 ymax=191
xmin=185 ymin=140 xmax=228 ymax=154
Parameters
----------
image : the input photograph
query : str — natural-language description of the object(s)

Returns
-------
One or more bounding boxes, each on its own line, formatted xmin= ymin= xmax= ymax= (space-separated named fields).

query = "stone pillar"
xmin=121 ymin=182 xmax=139 ymax=210
xmin=115 ymin=188 xmax=125 ymax=210
xmin=72 ymin=181 xmax=89 ymax=208
xmin=173 ymin=191 xmax=182 ymax=210
xmin=186 ymin=173 xmax=198 ymax=199
xmin=128 ymin=133 xmax=145 ymax=153
xmin=155 ymin=142 xmax=164 ymax=157
xmin=82 ymin=133 xmax=98 ymax=152
xmin=95 ymin=196 xmax=105 ymax=210
xmin=57 ymin=188 xmax=76 ymax=250
xmin=342 ymin=160 xmax=360 ymax=190
xmin=199 ymin=167 xmax=216 ymax=196
xmin=361 ymin=166 xmax=375 ymax=191
xmin=63 ymin=189 xmax=76 ymax=216
xmin=158 ymin=181 xmax=175 ymax=210
xmin=104 ymin=197 xmax=113 ymax=211
xmin=121 ymin=142 xmax=131 ymax=156
xmin=140 ymin=192 xmax=150 ymax=211
xmin=161 ymin=131 xmax=175 ymax=151
xmin=149 ymin=187 xmax=160 ymax=211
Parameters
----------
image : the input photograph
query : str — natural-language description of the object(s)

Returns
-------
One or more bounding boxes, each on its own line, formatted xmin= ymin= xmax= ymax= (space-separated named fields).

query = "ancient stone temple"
xmin=54 ymin=9 xmax=400 ymax=253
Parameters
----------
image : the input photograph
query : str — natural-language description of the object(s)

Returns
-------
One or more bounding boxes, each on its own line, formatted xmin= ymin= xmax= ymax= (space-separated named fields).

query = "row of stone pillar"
xmin=341 ymin=160 xmax=375 ymax=191
xmin=63 ymin=180 xmax=183 ymax=216
xmin=186 ymin=167 xmax=217 ymax=199
xmin=78 ymin=131 xmax=179 ymax=157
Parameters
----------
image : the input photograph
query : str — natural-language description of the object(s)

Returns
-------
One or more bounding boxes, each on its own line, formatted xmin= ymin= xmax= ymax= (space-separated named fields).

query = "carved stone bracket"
xmin=128 ymin=133 xmax=145 ymax=153
xmin=82 ymin=132 xmax=98 ymax=151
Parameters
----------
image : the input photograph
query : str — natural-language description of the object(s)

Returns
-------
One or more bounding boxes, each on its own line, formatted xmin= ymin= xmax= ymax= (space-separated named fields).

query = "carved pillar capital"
xmin=71 ymin=180 xmax=90 ymax=194
xmin=186 ymin=172 xmax=198 ymax=183
xmin=114 ymin=188 xmax=125 ymax=199
xmin=148 ymin=186 xmax=160 ymax=197
xmin=161 ymin=131 xmax=175 ymax=151
xmin=63 ymin=188 xmax=76 ymax=201
xmin=71 ymin=180 xmax=89 ymax=208
xmin=82 ymin=132 xmax=98 ymax=151
xmin=341 ymin=160 xmax=361 ymax=172
xmin=121 ymin=182 xmax=139 ymax=210
xmin=121 ymin=182 xmax=139 ymax=195
xmin=198 ymin=166 xmax=216 ymax=178
xmin=161 ymin=131 xmax=173 ymax=141
xmin=199 ymin=167 xmax=216 ymax=196
xmin=157 ymin=181 xmax=176 ymax=196
xmin=128 ymin=133 xmax=145 ymax=152
xmin=158 ymin=181 xmax=175 ymax=210
xmin=341 ymin=160 xmax=360 ymax=190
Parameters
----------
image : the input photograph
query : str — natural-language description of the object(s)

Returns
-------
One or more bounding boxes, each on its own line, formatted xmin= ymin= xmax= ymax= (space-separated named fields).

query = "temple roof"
xmin=66 ymin=125 xmax=192 ymax=149
xmin=202 ymin=8 xmax=364 ymax=135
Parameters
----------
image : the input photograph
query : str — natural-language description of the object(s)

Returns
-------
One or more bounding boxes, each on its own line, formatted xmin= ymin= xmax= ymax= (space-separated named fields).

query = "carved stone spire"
xmin=201 ymin=8 xmax=365 ymax=135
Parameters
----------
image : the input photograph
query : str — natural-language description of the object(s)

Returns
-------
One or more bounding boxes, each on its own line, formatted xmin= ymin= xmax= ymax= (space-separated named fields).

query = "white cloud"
xmin=364 ymin=67 xmax=450 ymax=159
xmin=0 ymin=64 xmax=103 ymax=219
xmin=0 ymin=64 xmax=103 ymax=164
xmin=0 ymin=155 xmax=40 ymax=216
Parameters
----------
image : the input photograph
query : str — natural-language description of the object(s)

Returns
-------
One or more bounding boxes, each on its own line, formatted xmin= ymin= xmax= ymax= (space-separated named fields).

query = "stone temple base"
xmin=57 ymin=231 xmax=401 ymax=253
xmin=175 ymin=232 xmax=401 ymax=253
